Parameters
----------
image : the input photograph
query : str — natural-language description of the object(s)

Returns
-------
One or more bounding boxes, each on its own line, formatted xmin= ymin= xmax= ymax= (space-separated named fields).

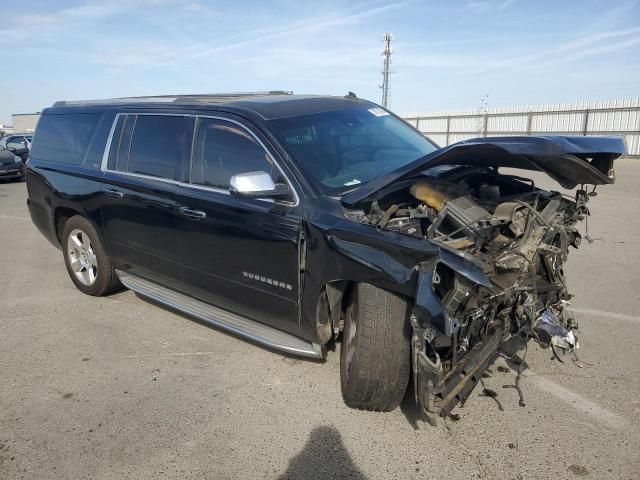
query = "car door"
xmin=6 ymin=136 xmax=29 ymax=160
xmin=100 ymin=113 xmax=194 ymax=291
xmin=172 ymin=116 xmax=302 ymax=334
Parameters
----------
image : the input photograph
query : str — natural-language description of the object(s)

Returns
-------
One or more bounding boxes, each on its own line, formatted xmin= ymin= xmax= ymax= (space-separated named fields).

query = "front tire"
xmin=340 ymin=283 xmax=411 ymax=412
xmin=62 ymin=215 xmax=121 ymax=296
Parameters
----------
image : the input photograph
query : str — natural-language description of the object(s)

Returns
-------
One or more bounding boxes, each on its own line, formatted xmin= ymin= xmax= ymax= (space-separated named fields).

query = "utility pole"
xmin=477 ymin=93 xmax=489 ymax=137
xmin=380 ymin=33 xmax=393 ymax=108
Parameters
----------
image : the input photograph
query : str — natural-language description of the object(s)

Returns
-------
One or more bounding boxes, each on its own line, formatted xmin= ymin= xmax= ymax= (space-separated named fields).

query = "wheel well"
xmin=320 ymin=281 xmax=355 ymax=339
xmin=54 ymin=207 xmax=82 ymax=245
xmin=321 ymin=281 xmax=414 ymax=339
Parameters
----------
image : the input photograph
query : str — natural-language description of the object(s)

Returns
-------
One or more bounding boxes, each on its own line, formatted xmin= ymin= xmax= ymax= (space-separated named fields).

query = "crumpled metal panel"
xmin=342 ymin=135 xmax=626 ymax=206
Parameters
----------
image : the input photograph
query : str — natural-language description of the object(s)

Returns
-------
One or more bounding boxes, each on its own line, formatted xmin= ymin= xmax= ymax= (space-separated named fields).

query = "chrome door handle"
xmin=104 ymin=189 xmax=124 ymax=198
xmin=179 ymin=207 xmax=206 ymax=220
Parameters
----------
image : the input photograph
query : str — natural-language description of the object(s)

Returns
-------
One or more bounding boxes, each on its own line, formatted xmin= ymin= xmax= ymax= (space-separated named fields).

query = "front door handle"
xmin=104 ymin=189 xmax=124 ymax=198
xmin=179 ymin=207 xmax=206 ymax=220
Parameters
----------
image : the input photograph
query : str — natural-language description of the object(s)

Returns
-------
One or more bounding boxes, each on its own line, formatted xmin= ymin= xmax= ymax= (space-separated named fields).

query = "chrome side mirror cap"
xmin=229 ymin=171 xmax=290 ymax=199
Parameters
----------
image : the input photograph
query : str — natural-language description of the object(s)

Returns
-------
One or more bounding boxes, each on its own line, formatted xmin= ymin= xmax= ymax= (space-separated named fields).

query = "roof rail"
xmin=52 ymin=91 xmax=294 ymax=107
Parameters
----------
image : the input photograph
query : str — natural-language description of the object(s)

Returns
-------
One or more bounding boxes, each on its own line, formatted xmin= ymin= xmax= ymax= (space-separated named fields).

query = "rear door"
xmin=172 ymin=116 xmax=303 ymax=333
xmin=99 ymin=113 xmax=194 ymax=290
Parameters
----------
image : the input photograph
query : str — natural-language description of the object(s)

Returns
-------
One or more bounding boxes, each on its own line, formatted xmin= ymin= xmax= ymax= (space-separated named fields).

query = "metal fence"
xmin=403 ymin=98 xmax=640 ymax=156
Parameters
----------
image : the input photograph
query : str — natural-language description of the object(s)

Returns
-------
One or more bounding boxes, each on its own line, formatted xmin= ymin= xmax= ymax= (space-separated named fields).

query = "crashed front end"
xmin=337 ymin=136 xmax=624 ymax=419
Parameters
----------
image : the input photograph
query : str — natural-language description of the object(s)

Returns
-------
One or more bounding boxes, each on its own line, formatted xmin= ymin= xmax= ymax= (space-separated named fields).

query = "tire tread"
xmin=341 ymin=283 xmax=411 ymax=412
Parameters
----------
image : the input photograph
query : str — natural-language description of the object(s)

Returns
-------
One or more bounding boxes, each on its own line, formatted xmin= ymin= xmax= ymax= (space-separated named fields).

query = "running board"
xmin=116 ymin=270 xmax=323 ymax=359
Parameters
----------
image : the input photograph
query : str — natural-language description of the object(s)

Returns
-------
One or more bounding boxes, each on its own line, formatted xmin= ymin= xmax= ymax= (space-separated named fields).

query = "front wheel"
xmin=340 ymin=283 xmax=411 ymax=412
xmin=62 ymin=215 xmax=121 ymax=296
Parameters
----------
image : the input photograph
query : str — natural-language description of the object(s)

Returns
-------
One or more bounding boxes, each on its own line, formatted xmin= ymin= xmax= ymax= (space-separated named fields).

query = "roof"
xmin=230 ymin=94 xmax=369 ymax=120
xmin=48 ymin=91 xmax=372 ymax=120
xmin=52 ymin=91 xmax=293 ymax=107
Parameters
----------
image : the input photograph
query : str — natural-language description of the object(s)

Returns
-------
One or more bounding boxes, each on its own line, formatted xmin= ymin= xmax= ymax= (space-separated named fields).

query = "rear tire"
xmin=61 ymin=215 xmax=121 ymax=296
xmin=340 ymin=283 xmax=411 ymax=412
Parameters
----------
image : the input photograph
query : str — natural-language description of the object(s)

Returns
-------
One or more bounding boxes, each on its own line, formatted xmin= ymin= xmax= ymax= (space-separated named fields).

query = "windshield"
xmin=269 ymin=106 xmax=438 ymax=195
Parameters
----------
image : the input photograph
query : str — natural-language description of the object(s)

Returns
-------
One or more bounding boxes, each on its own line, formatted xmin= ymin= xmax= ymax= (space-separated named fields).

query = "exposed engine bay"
xmin=345 ymin=166 xmax=593 ymax=418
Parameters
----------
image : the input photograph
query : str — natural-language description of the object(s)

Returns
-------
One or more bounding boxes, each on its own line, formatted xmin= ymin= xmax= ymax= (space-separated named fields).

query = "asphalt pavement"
xmin=1 ymin=159 xmax=639 ymax=479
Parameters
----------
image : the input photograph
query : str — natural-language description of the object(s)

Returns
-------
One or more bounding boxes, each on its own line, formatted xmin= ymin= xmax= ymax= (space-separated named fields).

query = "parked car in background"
xmin=0 ymin=133 xmax=32 ymax=161
xmin=0 ymin=144 xmax=24 ymax=180
xmin=26 ymin=92 xmax=625 ymax=420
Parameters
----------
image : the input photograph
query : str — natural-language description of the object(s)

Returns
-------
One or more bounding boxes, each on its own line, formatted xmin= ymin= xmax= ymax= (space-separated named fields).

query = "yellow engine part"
xmin=409 ymin=179 xmax=458 ymax=211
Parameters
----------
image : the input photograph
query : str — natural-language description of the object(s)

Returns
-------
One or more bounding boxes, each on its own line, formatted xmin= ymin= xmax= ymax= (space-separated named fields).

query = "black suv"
xmin=26 ymin=92 xmax=624 ymax=418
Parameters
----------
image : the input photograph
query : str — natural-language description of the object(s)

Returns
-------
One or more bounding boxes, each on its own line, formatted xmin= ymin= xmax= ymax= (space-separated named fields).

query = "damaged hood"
xmin=341 ymin=135 xmax=626 ymax=207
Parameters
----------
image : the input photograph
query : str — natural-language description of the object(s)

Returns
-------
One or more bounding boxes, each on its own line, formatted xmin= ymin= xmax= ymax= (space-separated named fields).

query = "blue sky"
xmin=1 ymin=0 xmax=639 ymax=124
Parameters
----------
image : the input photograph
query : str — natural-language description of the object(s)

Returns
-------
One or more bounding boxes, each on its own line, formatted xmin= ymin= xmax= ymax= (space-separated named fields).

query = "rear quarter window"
xmin=30 ymin=113 xmax=102 ymax=165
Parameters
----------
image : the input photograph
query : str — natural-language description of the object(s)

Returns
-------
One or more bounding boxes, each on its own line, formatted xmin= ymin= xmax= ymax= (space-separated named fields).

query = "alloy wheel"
xmin=67 ymin=228 xmax=98 ymax=286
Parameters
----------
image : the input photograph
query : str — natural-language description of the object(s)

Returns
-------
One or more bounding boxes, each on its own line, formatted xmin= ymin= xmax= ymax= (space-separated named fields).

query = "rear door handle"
xmin=179 ymin=207 xmax=206 ymax=220
xmin=104 ymin=189 xmax=124 ymax=198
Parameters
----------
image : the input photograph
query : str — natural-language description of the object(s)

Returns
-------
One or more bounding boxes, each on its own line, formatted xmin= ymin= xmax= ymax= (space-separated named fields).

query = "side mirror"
xmin=229 ymin=171 xmax=290 ymax=200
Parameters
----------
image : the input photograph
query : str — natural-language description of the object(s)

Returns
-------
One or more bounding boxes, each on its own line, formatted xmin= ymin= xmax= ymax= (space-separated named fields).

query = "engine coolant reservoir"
xmin=410 ymin=179 xmax=466 ymax=211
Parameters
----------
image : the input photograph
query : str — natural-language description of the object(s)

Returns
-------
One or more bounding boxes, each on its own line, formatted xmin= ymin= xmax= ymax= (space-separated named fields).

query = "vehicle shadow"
xmin=277 ymin=426 xmax=368 ymax=480
xmin=399 ymin=380 xmax=424 ymax=430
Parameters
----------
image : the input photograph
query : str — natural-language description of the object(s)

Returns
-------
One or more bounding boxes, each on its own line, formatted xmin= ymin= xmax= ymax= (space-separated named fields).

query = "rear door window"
xmin=108 ymin=114 xmax=194 ymax=181
xmin=191 ymin=118 xmax=279 ymax=190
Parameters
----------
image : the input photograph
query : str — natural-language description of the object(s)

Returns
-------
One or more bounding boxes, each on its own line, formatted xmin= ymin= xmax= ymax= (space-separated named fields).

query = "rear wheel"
xmin=340 ymin=283 xmax=411 ymax=412
xmin=62 ymin=215 xmax=121 ymax=296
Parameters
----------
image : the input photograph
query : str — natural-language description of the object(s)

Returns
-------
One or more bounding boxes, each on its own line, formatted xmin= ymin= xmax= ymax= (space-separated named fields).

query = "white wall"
xmin=12 ymin=113 xmax=41 ymax=133
xmin=403 ymin=98 xmax=640 ymax=156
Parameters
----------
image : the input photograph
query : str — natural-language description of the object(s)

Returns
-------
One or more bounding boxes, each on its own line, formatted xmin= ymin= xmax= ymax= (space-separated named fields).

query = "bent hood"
xmin=341 ymin=135 xmax=626 ymax=207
